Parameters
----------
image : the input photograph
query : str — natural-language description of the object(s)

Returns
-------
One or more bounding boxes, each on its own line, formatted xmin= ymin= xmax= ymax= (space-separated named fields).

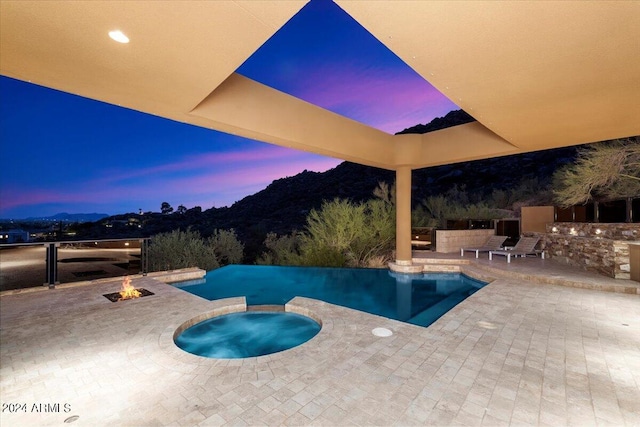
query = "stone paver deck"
xmin=1 ymin=260 xmax=639 ymax=426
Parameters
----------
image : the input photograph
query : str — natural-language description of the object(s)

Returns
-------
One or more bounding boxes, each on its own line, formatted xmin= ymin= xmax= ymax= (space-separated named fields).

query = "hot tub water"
xmin=174 ymin=311 xmax=321 ymax=359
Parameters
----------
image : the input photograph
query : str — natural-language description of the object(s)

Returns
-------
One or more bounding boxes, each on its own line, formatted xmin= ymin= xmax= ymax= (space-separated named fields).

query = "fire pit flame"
xmin=103 ymin=278 xmax=154 ymax=303
xmin=119 ymin=276 xmax=141 ymax=301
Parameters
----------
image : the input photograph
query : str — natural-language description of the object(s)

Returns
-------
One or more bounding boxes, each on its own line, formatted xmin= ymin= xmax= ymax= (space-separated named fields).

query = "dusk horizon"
xmin=0 ymin=0 xmax=458 ymax=220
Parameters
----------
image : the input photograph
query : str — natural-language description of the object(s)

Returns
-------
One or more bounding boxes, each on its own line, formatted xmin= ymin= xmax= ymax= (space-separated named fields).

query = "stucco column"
xmin=395 ymin=166 xmax=412 ymax=264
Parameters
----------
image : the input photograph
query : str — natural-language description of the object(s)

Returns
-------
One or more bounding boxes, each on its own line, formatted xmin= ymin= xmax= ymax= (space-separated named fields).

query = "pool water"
xmin=177 ymin=265 xmax=487 ymax=328
xmin=175 ymin=311 xmax=321 ymax=358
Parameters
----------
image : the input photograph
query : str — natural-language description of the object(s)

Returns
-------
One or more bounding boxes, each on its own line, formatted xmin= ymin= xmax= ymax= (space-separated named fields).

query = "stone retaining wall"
xmin=536 ymin=223 xmax=639 ymax=279
xmin=549 ymin=222 xmax=638 ymax=241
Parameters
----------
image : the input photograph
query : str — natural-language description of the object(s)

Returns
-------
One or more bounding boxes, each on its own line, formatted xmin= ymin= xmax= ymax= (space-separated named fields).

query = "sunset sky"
xmin=0 ymin=0 xmax=458 ymax=219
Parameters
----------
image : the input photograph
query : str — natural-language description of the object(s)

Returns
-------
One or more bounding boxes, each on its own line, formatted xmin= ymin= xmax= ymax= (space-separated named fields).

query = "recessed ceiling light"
xmin=109 ymin=30 xmax=129 ymax=44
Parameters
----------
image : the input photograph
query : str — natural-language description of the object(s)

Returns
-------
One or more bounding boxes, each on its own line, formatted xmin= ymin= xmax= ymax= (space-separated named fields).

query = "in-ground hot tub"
xmin=174 ymin=309 xmax=321 ymax=359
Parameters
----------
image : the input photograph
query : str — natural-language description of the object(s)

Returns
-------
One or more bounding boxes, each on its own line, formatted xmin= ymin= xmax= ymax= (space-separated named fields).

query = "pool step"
xmin=412 ymin=257 xmax=497 ymax=283
xmin=392 ymin=257 xmax=497 ymax=284
xmin=412 ymin=257 xmax=470 ymax=265
xmin=412 ymin=256 xmax=469 ymax=273
xmin=420 ymin=264 xmax=461 ymax=273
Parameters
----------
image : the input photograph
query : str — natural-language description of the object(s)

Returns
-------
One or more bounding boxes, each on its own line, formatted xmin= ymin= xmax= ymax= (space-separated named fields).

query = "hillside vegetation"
xmin=71 ymin=110 xmax=583 ymax=262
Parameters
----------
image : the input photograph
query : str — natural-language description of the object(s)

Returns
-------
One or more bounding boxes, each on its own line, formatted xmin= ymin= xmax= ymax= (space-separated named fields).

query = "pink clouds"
xmin=282 ymin=60 xmax=458 ymax=133
xmin=0 ymin=0 xmax=463 ymax=219
xmin=0 ymin=146 xmax=342 ymax=216
xmin=0 ymin=185 xmax=133 ymax=214
xmin=118 ymin=152 xmax=342 ymax=208
xmin=91 ymin=146 xmax=342 ymax=194
xmin=92 ymin=145 xmax=303 ymax=186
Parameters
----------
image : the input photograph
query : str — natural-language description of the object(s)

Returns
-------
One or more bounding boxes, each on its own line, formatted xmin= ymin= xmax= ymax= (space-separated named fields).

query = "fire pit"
xmin=103 ymin=276 xmax=154 ymax=302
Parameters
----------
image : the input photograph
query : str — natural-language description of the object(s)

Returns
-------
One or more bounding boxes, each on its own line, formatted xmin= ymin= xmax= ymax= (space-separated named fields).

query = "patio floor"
xmin=1 ymin=259 xmax=639 ymax=426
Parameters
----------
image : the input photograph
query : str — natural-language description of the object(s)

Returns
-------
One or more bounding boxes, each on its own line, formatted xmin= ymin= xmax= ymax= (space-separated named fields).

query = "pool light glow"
xmin=372 ymin=327 xmax=393 ymax=337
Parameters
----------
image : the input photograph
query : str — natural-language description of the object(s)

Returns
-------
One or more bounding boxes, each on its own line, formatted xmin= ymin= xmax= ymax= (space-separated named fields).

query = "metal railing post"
xmin=45 ymin=242 xmax=59 ymax=288
xmin=141 ymin=238 xmax=149 ymax=276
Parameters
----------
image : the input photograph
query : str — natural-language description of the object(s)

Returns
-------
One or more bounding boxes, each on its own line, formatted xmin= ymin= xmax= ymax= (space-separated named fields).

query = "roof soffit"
xmin=0 ymin=0 xmax=307 ymax=124
xmin=1 ymin=0 xmax=638 ymax=170
xmin=190 ymin=73 xmax=396 ymax=170
xmin=337 ymin=1 xmax=640 ymax=149
xmin=394 ymin=122 xmax=519 ymax=168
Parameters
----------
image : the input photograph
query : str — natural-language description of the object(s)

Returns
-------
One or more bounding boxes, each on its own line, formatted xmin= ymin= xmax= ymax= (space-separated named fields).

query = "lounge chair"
xmin=489 ymin=236 xmax=542 ymax=263
xmin=460 ymin=235 xmax=508 ymax=258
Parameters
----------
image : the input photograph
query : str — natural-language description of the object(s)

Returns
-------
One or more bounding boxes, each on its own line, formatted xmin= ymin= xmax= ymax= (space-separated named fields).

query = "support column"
xmin=395 ymin=166 xmax=412 ymax=264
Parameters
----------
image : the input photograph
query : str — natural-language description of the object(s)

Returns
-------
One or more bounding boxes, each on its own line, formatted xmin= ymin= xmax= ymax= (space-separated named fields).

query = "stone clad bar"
xmin=540 ymin=223 xmax=639 ymax=280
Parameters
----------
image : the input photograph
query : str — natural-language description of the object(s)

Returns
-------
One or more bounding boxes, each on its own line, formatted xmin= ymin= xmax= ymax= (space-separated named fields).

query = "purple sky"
xmin=0 ymin=0 xmax=457 ymax=219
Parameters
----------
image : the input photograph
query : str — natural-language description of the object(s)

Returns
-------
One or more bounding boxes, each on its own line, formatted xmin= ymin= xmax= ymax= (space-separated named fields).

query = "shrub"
xmin=258 ymin=183 xmax=396 ymax=268
xmin=148 ymin=228 xmax=243 ymax=272
xmin=256 ymin=232 xmax=303 ymax=265
xmin=299 ymin=196 xmax=395 ymax=267
xmin=413 ymin=184 xmax=518 ymax=227
xmin=299 ymin=244 xmax=347 ymax=267
xmin=208 ymin=229 xmax=244 ymax=265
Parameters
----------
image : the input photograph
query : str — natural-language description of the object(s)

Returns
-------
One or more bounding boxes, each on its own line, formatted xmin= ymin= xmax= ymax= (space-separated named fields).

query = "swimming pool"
xmin=177 ymin=265 xmax=487 ymax=328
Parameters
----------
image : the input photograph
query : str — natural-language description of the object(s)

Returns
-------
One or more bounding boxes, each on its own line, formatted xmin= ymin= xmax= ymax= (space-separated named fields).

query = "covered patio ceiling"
xmin=1 ymin=0 xmax=639 ymax=170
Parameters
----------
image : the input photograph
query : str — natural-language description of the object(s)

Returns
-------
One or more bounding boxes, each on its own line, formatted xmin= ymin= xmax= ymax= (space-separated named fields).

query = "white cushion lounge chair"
xmin=489 ymin=236 xmax=543 ymax=263
xmin=460 ymin=235 xmax=508 ymax=258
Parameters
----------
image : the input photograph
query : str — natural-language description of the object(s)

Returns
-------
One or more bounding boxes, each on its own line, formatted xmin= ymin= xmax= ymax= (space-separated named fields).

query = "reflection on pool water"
xmin=175 ymin=311 xmax=321 ymax=359
xmin=177 ymin=265 xmax=487 ymax=328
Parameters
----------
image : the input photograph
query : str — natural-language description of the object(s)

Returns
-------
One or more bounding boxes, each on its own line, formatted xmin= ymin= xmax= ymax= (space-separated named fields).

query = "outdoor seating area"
xmin=1 ymin=257 xmax=638 ymax=426
xmin=460 ymin=235 xmax=508 ymax=258
xmin=489 ymin=237 xmax=543 ymax=263
xmin=458 ymin=235 xmax=545 ymax=264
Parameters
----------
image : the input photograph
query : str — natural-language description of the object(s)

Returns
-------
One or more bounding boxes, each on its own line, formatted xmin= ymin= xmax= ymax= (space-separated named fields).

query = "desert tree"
xmin=257 ymin=182 xmax=396 ymax=268
xmin=160 ymin=201 xmax=173 ymax=215
xmin=553 ymin=138 xmax=640 ymax=207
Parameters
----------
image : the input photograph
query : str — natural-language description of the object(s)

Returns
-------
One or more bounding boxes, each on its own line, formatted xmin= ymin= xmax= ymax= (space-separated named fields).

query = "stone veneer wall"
xmin=436 ymin=229 xmax=495 ymax=253
xmin=537 ymin=223 xmax=640 ymax=279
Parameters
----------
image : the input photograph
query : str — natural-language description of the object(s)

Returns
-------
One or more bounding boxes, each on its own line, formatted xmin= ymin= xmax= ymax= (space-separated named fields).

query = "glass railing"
xmin=0 ymin=238 xmax=149 ymax=292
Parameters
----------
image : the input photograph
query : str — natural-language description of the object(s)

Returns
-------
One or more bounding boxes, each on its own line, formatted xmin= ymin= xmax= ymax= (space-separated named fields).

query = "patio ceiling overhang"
xmin=1 ymin=0 xmax=639 ymax=171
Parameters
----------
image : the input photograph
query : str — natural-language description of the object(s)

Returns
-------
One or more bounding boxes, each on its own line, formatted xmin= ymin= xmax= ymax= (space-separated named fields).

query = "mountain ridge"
xmin=67 ymin=110 xmax=581 ymax=260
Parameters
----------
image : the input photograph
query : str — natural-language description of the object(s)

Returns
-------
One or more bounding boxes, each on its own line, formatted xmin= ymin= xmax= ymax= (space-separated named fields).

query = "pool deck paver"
xmin=1 ymin=259 xmax=639 ymax=426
